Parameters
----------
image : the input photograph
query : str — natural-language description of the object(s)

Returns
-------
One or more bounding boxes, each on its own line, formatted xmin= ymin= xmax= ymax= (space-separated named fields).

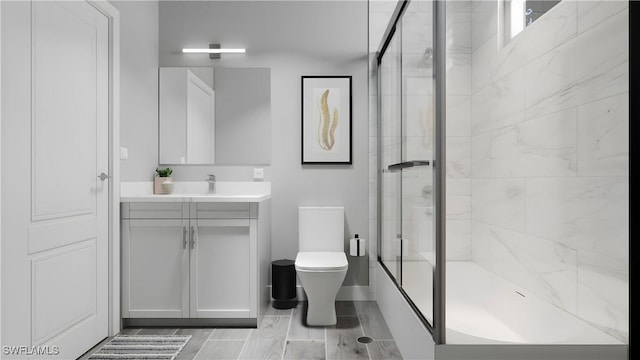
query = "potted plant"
xmin=154 ymin=167 xmax=173 ymax=194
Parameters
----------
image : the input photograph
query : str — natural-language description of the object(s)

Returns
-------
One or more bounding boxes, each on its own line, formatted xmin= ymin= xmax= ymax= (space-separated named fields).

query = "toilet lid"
xmin=295 ymin=252 xmax=348 ymax=271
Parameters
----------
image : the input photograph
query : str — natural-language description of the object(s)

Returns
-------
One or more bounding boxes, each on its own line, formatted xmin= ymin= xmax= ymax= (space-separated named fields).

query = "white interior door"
xmin=186 ymin=70 xmax=215 ymax=164
xmin=2 ymin=1 xmax=109 ymax=358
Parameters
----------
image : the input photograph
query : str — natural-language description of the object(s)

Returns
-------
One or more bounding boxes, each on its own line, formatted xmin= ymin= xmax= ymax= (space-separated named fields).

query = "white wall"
xmin=112 ymin=1 xmax=159 ymax=182
xmin=113 ymin=1 xmax=369 ymax=286
xmin=1 ymin=1 xmax=33 ymax=348
xmin=470 ymin=0 xmax=628 ymax=342
xmin=149 ymin=1 xmax=369 ymax=286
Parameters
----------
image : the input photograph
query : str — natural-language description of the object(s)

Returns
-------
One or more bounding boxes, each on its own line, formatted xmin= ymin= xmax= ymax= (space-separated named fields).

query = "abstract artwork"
xmin=301 ymin=76 xmax=352 ymax=164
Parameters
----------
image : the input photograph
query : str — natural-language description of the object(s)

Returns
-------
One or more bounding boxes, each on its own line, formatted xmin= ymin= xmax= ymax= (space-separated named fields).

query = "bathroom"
xmin=0 ymin=0 xmax=629 ymax=359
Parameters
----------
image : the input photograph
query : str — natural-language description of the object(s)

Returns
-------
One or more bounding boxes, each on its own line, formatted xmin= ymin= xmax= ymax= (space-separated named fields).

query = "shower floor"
xmin=385 ymin=260 xmax=622 ymax=345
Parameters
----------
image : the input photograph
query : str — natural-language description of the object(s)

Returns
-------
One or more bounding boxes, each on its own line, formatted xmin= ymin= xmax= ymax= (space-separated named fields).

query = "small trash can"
xmin=271 ymin=259 xmax=297 ymax=309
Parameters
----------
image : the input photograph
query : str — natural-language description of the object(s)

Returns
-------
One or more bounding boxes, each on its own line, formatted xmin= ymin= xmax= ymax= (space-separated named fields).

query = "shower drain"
xmin=357 ymin=336 xmax=374 ymax=344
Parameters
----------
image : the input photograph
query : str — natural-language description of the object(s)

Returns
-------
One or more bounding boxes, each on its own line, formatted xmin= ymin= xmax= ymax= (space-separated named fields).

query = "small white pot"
xmin=154 ymin=176 xmax=173 ymax=194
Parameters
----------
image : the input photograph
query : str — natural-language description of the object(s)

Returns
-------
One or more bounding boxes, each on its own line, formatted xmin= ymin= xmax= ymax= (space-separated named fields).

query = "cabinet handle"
xmin=183 ymin=226 xmax=187 ymax=249
xmin=190 ymin=226 xmax=196 ymax=250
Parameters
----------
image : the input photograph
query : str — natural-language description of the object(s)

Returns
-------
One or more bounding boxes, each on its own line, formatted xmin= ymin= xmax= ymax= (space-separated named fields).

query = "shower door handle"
xmin=386 ymin=160 xmax=431 ymax=172
xmin=396 ymin=235 xmax=403 ymax=286
xmin=397 ymin=235 xmax=404 ymax=257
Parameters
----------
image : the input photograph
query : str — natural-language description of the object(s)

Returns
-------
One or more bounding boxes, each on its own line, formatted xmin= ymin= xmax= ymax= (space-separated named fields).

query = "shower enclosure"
xmin=377 ymin=0 xmax=445 ymax=343
xmin=375 ymin=0 xmax=628 ymax=357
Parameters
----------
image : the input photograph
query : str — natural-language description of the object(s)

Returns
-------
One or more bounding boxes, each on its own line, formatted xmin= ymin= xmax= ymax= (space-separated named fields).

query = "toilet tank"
xmin=298 ymin=206 xmax=344 ymax=252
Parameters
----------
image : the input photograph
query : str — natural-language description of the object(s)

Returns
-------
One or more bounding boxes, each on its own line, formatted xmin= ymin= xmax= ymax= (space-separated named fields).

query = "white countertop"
xmin=121 ymin=181 xmax=271 ymax=203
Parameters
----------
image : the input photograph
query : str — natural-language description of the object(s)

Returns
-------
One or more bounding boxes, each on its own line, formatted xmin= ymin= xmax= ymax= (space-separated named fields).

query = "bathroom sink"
xmin=120 ymin=181 xmax=271 ymax=202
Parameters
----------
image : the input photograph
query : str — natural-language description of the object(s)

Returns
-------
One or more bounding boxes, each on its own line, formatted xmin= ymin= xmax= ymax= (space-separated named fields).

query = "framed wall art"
xmin=301 ymin=76 xmax=352 ymax=164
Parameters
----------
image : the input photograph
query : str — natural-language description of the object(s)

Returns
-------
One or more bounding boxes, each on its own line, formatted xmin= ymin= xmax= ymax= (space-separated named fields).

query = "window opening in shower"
xmin=504 ymin=0 xmax=562 ymax=41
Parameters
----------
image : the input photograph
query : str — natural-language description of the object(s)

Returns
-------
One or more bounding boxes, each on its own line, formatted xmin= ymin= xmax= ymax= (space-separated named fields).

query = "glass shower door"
xmin=378 ymin=0 xmax=437 ymax=329
xmin=379 ymin=27 xmax=402 ymax=283
xmin=399 ymin=0 xmax=436 ymax=326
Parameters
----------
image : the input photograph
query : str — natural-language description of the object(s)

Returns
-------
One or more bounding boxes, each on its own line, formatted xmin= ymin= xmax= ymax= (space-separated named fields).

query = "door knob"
xmin=98 ymin=172 xmax=111 ymax=181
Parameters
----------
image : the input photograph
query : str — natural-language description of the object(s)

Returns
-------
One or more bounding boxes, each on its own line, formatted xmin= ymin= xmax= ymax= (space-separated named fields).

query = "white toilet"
xmin=295 ymin=206 xmax=348 ymax=326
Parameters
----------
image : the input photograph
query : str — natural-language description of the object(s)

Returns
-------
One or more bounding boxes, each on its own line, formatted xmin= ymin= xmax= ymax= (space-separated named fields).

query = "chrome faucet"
xmin=206 ymin=174 xmax=216 ymax=194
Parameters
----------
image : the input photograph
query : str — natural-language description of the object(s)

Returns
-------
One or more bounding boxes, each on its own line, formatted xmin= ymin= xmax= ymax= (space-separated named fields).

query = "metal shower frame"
xmin=375 ymin=0 xmax=447 ymax=345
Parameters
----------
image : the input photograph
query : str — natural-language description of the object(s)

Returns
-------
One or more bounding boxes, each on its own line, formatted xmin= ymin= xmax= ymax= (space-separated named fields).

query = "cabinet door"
xmin=190 ymin=218 xmax=256 ymax=318
xmin=122 ymin=219 xmax=189 ymax=318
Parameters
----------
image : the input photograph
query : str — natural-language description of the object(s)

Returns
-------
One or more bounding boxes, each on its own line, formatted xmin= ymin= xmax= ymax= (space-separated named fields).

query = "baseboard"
xmin=336 ymin=285 xmax=375 ymax=301
xmin=268 ymin=285 xmax=375 ymax=302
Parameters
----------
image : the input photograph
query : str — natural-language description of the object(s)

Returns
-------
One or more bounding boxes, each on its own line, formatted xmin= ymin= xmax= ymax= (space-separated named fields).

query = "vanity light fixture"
xmin=182 ymin=43 xmax=246 ymax=59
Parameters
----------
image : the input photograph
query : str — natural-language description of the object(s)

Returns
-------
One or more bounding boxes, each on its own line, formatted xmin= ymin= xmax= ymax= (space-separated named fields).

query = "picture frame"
xmin=301 ymin=76 xmax=352 ymax=164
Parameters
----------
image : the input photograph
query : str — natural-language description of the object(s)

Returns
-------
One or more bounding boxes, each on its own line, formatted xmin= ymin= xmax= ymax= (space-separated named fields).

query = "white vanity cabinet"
xmin=121 ymin=199 xmax=271 ymax=326
xmin=121 ymin=209 xmax=190 ymax=318
xmin=188 ymin=203 xmax=256 ymax=319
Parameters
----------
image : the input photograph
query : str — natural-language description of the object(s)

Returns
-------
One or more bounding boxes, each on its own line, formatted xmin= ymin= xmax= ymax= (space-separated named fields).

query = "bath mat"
xmin=88 ymin=335 xmax=191 ymax=360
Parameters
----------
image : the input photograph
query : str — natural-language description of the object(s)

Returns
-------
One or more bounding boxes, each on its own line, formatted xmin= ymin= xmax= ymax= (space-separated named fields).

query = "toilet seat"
xmin=295 ymin=251 xmax=348 ymax=271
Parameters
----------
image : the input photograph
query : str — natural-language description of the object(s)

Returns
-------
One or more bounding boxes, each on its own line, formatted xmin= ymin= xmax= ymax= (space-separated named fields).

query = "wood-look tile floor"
xmin=79 ymin=301 xmax=402 ymax=360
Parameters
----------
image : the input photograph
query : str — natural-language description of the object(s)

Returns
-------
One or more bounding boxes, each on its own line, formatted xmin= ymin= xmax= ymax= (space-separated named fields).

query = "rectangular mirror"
xmin=159 ymin=67 xmax=271 ymax=165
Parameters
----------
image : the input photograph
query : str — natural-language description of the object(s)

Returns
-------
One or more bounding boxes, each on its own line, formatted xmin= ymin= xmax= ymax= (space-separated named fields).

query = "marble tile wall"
xmin=445 ymin=1 xmax=473 ymax=261
xmin=470 ymin=0 xmax=628 ymax=342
